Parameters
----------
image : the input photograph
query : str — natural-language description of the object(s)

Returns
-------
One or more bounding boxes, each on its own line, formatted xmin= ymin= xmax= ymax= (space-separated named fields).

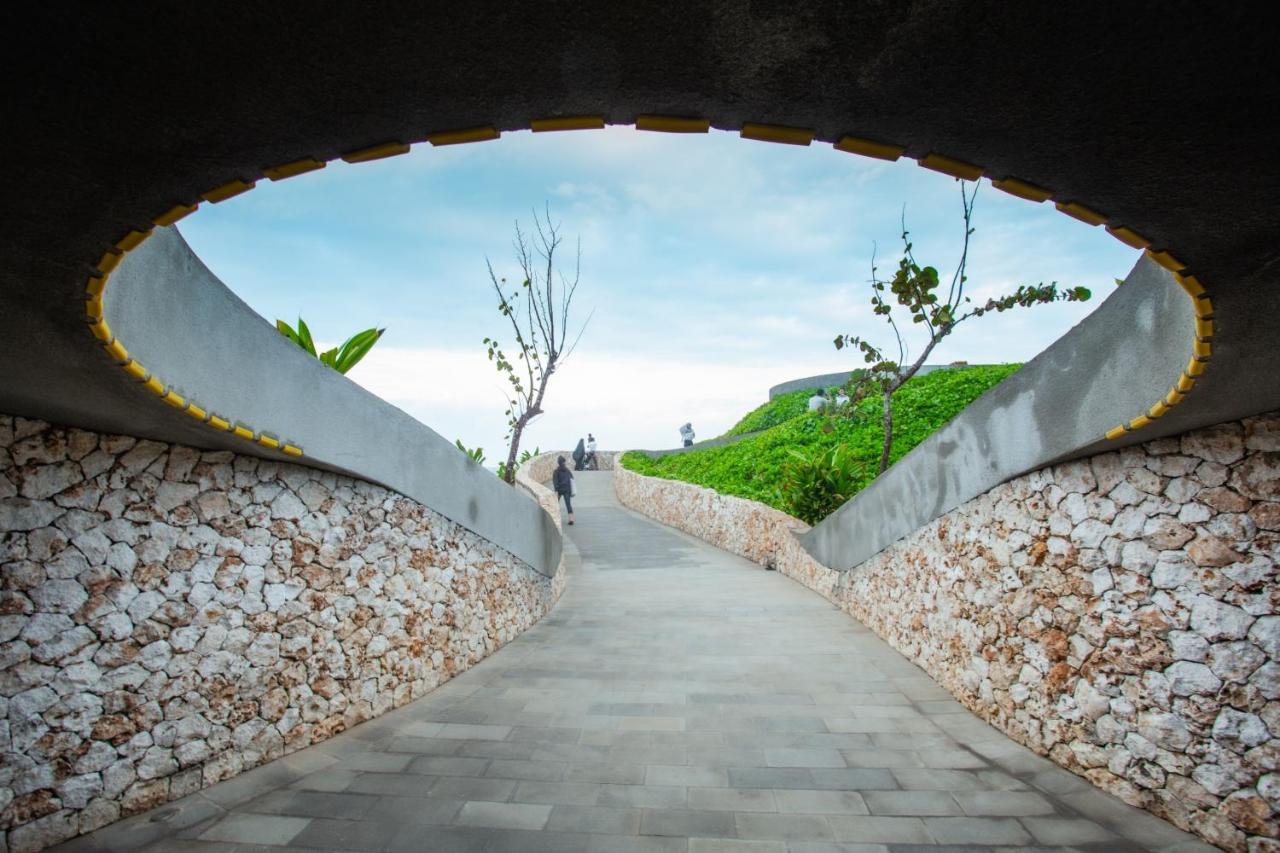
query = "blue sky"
xmin=180 ymin=126 xmax=1139 ymax=460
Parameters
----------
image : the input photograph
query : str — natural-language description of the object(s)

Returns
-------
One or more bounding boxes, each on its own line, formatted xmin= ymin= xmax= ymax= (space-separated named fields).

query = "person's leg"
xmin=563 ymin=490 xmax=574 ymax=524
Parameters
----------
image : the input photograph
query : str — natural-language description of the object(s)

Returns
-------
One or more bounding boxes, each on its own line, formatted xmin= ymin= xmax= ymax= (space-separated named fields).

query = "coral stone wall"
xmin=615 ymin=414 xmax=1280 ymax=852
xmin=0 ymin=416 xmax=561 ymax=853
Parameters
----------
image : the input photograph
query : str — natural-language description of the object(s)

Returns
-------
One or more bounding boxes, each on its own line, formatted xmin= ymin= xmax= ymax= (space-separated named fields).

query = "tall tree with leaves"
xmin=484 ymin=207 xmax=591 ymax=484
xmin=834 ymin=182 xmax=1092 ymax=475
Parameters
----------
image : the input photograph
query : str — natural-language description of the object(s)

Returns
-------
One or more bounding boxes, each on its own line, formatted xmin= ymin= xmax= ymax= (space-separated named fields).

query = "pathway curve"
xmin=53 ymin=472 xmax=1212 ymax=853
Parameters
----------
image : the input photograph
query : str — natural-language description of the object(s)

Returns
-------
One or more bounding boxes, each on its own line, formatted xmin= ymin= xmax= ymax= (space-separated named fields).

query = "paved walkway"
xmin=55 ymin=472 xmax=1212 ymax=853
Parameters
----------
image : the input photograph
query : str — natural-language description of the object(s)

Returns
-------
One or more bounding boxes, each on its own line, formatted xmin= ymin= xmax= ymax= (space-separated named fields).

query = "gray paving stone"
xmin=922 ymin=815 xmax=1033 ymax=845
xmin=428 ymin=776 xmax=518 ymax=802
xmin=735 ymin=812 xmax=835 ymax=841
xmin=689 ymin=840 xmax=787 ymax=853
xmin=646 ymin=765 xmax=730 ymax=787
xmin=807 ymin=768 xmax=898 ymax=791
xmin=727 ymin=767 xmax=813 ymax=789
xmin=641 ymin=808 xmax=737 ymax=838
xmin=1020 ymin=815 xmax=1122 ymax=845
xmin=953 ymin=789 xmax=1055 ymax=816
xmin=512 ymin=780 xmax=604 ymax=806
xmin=198 ymin=814 xmax=310 ymax=845
xmin=771 ymin=789 xmax=869 ymax=815
xmin=598 ymin=784 xmax=689 ymax=809
xmin=289 ymin=815 xmax=400 ymax=851
xmin=826 ymin=815 xmax=933 ymax=844
xmin=546 ymin=804 xmax=641 ymax=834
xmin=764 ymin=749 xmax=847 ymax=768
xmin=455 ymin=800 xmax=552 ymax=830
xmin=687 ymin=788 xmax=777 ymax=813
xmin=863 ymin=790 xmax=961 ymax=816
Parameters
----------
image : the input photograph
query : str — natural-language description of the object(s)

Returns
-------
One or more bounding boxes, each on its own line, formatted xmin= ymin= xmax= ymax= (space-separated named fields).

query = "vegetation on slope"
xmin=621 ymin=364 xmax=1020 ymax=521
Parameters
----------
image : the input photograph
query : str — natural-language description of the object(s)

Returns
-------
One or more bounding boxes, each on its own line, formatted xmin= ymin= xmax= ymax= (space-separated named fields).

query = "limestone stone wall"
xmin=615 ymin=414 xmax=1280 ymax=852
xmin=0 ymin=416 xmax=561 ymax=853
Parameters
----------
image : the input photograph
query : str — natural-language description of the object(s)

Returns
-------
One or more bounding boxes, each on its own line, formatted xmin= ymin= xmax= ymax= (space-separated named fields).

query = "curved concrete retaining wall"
xmin=766 ymin=364 xmax=956 ymax=400
xmin=802 ymin=256 xmax=1199 ymax=572
xmin=0 ymin=416 xmax=560 ymax=852
xmin=615 ymin=413 xmax=1280 ymax=852
xmin=100 ymin=228 xmax=561 ymax=579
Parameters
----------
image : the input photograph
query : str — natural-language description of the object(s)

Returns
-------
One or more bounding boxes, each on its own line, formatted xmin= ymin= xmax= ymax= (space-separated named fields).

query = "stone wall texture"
xmin=0 ymin=416 xmax=561 ymax=853
xmin=615 ymin=414 xmax=1280 ymax=852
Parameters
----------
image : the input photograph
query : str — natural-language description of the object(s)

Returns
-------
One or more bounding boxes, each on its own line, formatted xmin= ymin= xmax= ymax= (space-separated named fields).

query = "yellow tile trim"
xmin=1148 ymin=400 xmax=1170 ymax=419
xmin=1165 ymin=388 xmax=1186 ymax=406
xmin=1147 ymin=249 xmax=1187 ymax=272
xmin=154 ymin=203 xmax=198 ymax=227
xmin=202 ymin=179 xmax=256 ymax=204
xmin=82 ymin=186 xmax=304 ymax=458
xmin=1129 ymin=414 xmax=1153 ymax=430
xmin=1195 ymin=317 xmax=1214 ymax=341
xmin=264 ymin=158 xmax=327 ymax=181
xmin=834 ymin=136 xmax=904 ymax=161
xmin=427 ymin=126 xmax=500 ymax=146
xmin=89 ymin=320 xmax=113 ymax=343
xmin=282 ymin=444 xmax=304 ymax=457
xmin=741 ymin=123 xmax=814 ymax=146
xmin=1105 ymin=425 xmax=1128 ymax=441
xmin=116 ymin=229 xmax=152 ymax=253
xmin=918 ymin=153 xmax=983 ymax=181
xmin=341 ymin=142 xmax=411 ymax=163
xmin=232 ymin=424 xmax=255 ymax=441
xmin=1055 ymin=201 xmax=1107 ymax=226
xmin=96 ymin=250 xmax=123 ymax=276
xmin=1176 ymin=372 xmax=1197 ymax=393
xmin=991 ymin=177 xmax=1052 ymax=203
xmin=635 ymin=115 xmax=710 ymax=133
xmin=531 ymin=116 xmax=605 ymax=132
xmin=103 ymin=339 xmax=129 ymax=362
xmin=1193 ymin=338 xmax=1213 ymax=358
xmin=1105 ymin=225 xmax=1151 ymax=250
xmin=1175 ymin=273 xmax=1206 ymax=299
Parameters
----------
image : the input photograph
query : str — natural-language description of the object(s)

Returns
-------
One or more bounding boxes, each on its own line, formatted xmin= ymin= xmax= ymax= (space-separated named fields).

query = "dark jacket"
xmin=552 ymin=466 xmax=573 ymax=494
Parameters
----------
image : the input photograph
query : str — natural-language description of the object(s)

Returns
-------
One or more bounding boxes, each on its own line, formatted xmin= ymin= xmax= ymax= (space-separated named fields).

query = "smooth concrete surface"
xmin=102 ymin=227 xmax=560 ymax=577
xmin=800 ymin=255 xmax=1202 ymax=571
xmin=51 ymin=473 xmax=1212 ymax=853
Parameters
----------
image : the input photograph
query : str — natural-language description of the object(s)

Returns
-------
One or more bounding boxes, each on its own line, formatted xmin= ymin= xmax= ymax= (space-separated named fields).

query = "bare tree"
xmin=483 ymin=206 xmax=592 ymax=483
xmin=835 ymin=182 xmax=1092 ymax=475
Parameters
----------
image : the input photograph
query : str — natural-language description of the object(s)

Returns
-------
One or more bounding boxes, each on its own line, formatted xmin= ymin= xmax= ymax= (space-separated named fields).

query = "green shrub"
xmin=621 ymin=364 xmax=1020 ymax=521
xmin=779 ymin=445 xmax=865 ymax=524
xmin=723 ymin=388 xmax=817 ymax=436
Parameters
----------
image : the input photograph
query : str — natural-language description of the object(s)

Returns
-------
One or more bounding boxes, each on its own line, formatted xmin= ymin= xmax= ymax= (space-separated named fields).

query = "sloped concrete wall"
xmin=0 ymin=416 xmax=560 ymax=852
xmin=616 ymin=413 xmax=1280 ymax=851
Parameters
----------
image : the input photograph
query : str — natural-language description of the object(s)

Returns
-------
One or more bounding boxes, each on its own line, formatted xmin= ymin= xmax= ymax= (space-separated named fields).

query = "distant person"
xmin=585 ymin=433 xmax=598 ymax=469
xmin=834 ymin=389 xmax=850 ymax=407
xmin=552 ymin=456 xmax=575 ymax=525
xmin=572 ymin=437 xmax=586 ymax=470
xmin=679 ymin=422 xmax=695 ymax=447
xmin=808 ymin=388 xmax=827 ymax=411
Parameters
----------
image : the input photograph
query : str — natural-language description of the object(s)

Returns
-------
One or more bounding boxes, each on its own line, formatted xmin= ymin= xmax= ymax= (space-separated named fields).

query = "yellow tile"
xmin=1129 ymin=414 xmax=1152 ymax=430
xmin=991 ymin=177 xmax=1052 ymax=202
xmin=1105 ymin=225 xmax=1150 ymax=249
xmin=1147 ymin=249 xmax=1186 ymax=272
xmin=1186 ymin=357 xmax=1207 ymax=377
xmin=918 ymin=153 xmax=983 ymax=181
xmin=741 ymin=123 xmax=814 ymax=146
xmin=116 ymin=229 xmax=152 ymax=253
xmin=282 ymin=444 xmax=304 ymax=457
xmin=635 ymin=115 xmax=710 ymax=133
xmin=1055 ymin=201 xmax=1107 ymax=226
xmin=263 ymin=158 xmax=326 ymax=180
xmin=144 ymin=376 xmax=166 ymax=395
xmin=122 ymin=360 xmax=149 ymax=381
xmin=427 ymin=127 xmax=500 ymax=146
xmin=154 ymin=202 xmax=198 ymax=227
xmin=834 ymin=136 xmax=904 ymax=161
xmin=201 ymin=179 xmax=256 ymax=204
xmin=208 ymin=415 xmax=231 ymax=431
xmin=232 ymin=424 xmax=255 ymax=441
xmin=103 ymin=339 xmax=128 ymax=362
xmin=1148 ymin=400 xmax=1170 ymax=418
xmin=97 ymin=250 xmax=123 ymax=275
xmin=256 ymin=434 xmax=281 ymax=449
xmin=184 ymin=403 xmax=208 ymax=421
xmin=89 ymin=320 xmax=113 ymax=342
xmin=1105 ymin=425 xmax=1128 ymax=440
xmin=531 ymin=116 xmax=605 ymax=132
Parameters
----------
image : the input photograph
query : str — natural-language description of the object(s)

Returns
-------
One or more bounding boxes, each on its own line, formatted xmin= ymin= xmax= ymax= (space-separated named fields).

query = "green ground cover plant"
xmin=621 ymin=363 xmax=1020 ymax=521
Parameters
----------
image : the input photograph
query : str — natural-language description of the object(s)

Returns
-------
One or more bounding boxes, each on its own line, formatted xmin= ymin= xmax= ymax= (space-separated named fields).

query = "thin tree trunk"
xmin=879 ymin=390 xmax=894 ymax=475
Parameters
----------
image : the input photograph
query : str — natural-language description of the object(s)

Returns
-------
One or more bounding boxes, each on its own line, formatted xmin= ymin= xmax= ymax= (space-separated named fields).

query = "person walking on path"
xmin=679 ymin=422 xmax=695 ymax=447
xmin=585 ymin=433 xmax=598 ymax=470
xmin=552 ymin=455 xmax=575 ymax=525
